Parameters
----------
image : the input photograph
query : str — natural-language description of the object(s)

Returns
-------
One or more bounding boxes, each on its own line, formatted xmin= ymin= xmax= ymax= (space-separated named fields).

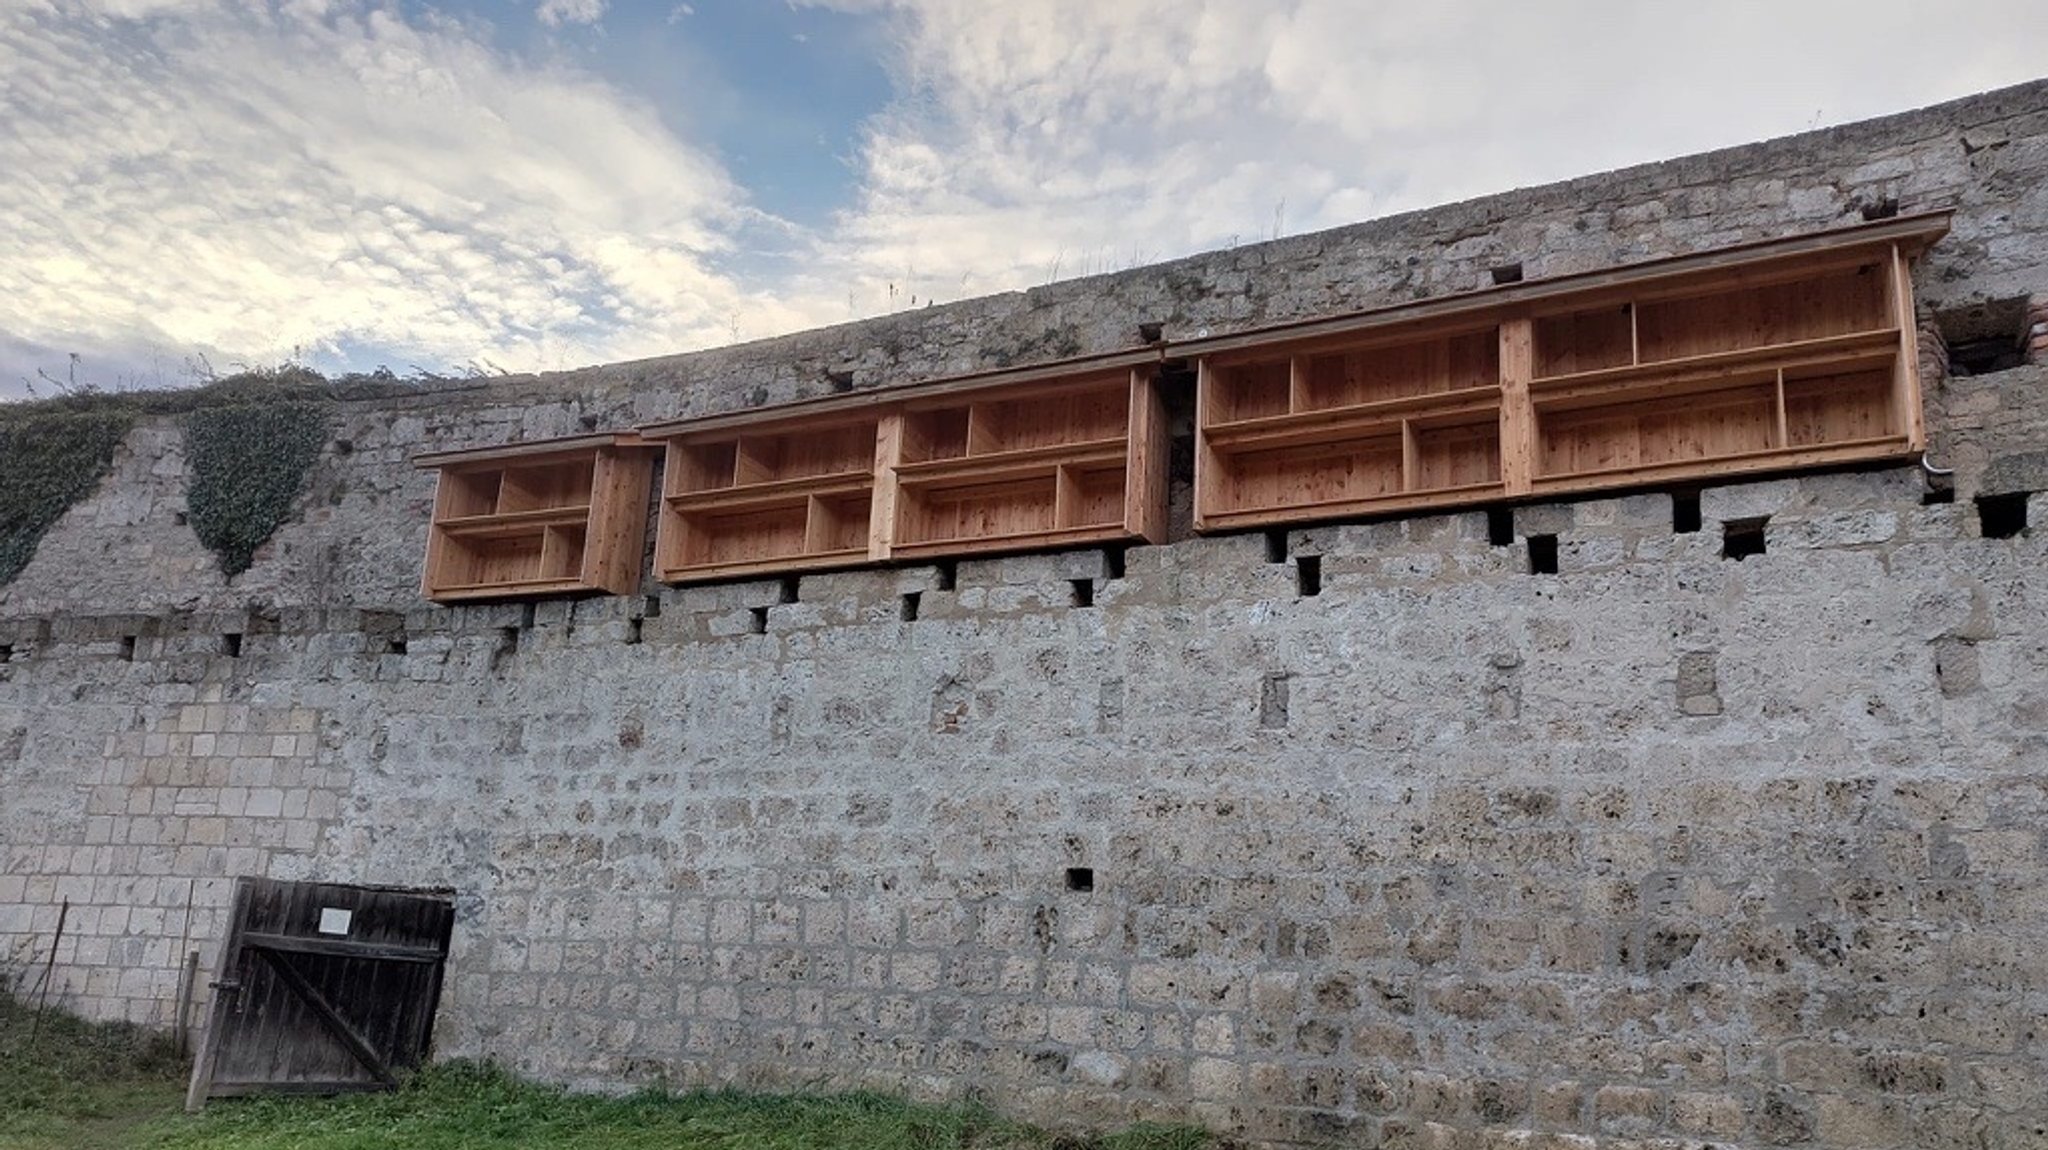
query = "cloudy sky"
xmin=3 ymin=1 xmax=2045 ymax=397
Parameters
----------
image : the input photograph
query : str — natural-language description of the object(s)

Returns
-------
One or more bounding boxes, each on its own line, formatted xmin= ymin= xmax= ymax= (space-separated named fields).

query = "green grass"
xmin=0 ymin=994 xmax=1213 ymax=1150
xmin=0 ymin=986 xmax=187 ymax=1149
xmin=149 ymin=1063 xmax=1213 ymax=1150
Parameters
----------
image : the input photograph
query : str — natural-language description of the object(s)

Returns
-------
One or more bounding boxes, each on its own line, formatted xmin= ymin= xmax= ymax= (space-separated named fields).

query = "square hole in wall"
xmin=749 ymin=606 xmax=770 ymax=634
xmin=119 ymin=636 xmax=136 ymax=662
xmin=222 ymin=633 xmax=242 ymax=658
xmin=1672 ymin=491 xmax=1702 ymax=534
xmin=1487 ymin=507 xmax=1515 ymax=547
xmin=1263 ymin=529 xmax=1288 ymax=564
xmin=1527 ymin=534 xmax=1559 ymax=575
xmin=1070 ymin=579 xmax=1095 ymax=608
xmin=778 ymin=575 xmax=801 ymax=604
xmin=900 ymin=591 xmax=921 ymax=622
xmin=935 ymin=560 xmax=957 ymax=592
xmin=1723 ymin=517 xmax=1769 ymax=560
xmin=1064 ymin=867 xmax=1095 ymax=893
xmin=624 ymin=618 xmax=643 ymax=645
xmin=1977 ymin=492 xmax=2029 ymax=539
xmin=1295 ymin=555 xmax=1322 ymax=597
xmin=1490 ymin=261 xmax=1524 ymax=286
xmin=1103 ymin=545 xmax=1127 ymax=580
xmin=1934 ymin=297 xmax=2030 ymax=377
xmin=0 ymin=644 xmax=13 ymax=664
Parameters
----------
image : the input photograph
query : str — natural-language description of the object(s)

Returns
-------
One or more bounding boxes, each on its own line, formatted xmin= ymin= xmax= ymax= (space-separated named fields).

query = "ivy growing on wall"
xmin=0 ymin=412 xmax=135 ymax=586
xmin=183 ymin=401 xmax=332 ymax=578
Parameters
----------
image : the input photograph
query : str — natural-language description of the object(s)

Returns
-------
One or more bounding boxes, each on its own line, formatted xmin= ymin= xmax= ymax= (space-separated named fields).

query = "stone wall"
xmin=3 ymin=81 xmax=2047 ymax=1148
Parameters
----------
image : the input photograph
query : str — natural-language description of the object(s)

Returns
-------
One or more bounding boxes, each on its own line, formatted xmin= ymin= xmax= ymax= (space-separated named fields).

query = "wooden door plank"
xmin=251 ymin=947 xmax=399 ymax=1087
xmin=184 ymin=878 xmax=255 ymax=1112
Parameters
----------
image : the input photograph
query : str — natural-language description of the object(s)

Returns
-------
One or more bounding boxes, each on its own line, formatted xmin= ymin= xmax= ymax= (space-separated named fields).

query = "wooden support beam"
xmin=868 ymin=412 xmax=904 ymax=560
xmin=1498 ymin=317 xmax=1537 ymax=496
xmin=1125 ymin=368 xmax=1169 ymax=543
xmin=1891 ymin=243 xmax=1928 ymax=451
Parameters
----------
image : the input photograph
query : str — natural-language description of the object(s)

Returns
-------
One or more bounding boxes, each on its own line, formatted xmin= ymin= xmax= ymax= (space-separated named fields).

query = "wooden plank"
xmin=1498 ymin=317 xmax=1536 ymax=497
xmin=892 ymin=438 xmax=1125 ymax=479
xmin=1192 ymin=358 xmax=1223 ymax=531
xmin=1891 ymin=243 xmax=1927 ymax=451
xmin=1196 ymin=481 xmax=1505 ymax=532
xmin=1774 ymin=369 xmax=1790 ymax=449
xmin=663 ymin=472 xmax=871 ymax=512
xmin=435 ymin=505 xmax=591 ymax=538
xmin=661 ymin=547 xmax=872 ymax=584
xmin=1529 ymin=328 xmax=1899 ymax=393
xmin=412 ymin=432 xmax=653 ymax=470
xmin=590 ymin=447 xmax=652 ymax=595
xmin=1202 ymin=387 xmax=1502 ymax=451
xmin=251 ymin=947 xmax=398 ymax=1087
xmin=185 ymin=878 xmax=254 ymax=1111
xmin=888 ymin=523 xmax=1137 ymax=560
xmin=240 ymin=932 xmax=444 ymax=965
xmin=1531 ymin=436 xmax=1910 ymax=491
xmin=1124 ymin=368 xmax=1170 ymax=544
xmin=1287 ymin=355 xmax=1310 ymax=413
xmin=868 ymin=412 xmax=904 ymax=560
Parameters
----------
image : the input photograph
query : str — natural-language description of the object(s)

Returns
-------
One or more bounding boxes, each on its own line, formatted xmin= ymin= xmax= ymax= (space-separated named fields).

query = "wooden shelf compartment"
xmin=880 ymin=368 xmax=1167 ymax=559
xmin=414 ymin=433 xmax=657 ymax=603
xmin=1527 ymin=328 xmax=1900 ymax=405
xmin=1195 ymin=321 xmax=1508 ymax=530
xmin=1531 ymin=257 xmax=1897 ymax=382
xmin=1532 ymin=360 xmax=1909 ymax=485
xmin=641 ymin=367 xmax=1168 ymax=582
xmin=651 ymin=413 xmax=885 ymax=583
xmin=665 ymin=493 xmax=873 ymax=578
xmin=1194 ymin=222 xmax=1939 ymax=531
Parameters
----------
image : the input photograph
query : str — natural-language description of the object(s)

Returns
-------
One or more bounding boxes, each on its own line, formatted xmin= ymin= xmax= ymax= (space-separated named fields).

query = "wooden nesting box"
xmin=640 ymin=359 xmax=1168 ymax=583
xmin=414 ymin=433 xmax=657 ymax=602
xmin=1189 ymin=212 xmax=1946 ymax=531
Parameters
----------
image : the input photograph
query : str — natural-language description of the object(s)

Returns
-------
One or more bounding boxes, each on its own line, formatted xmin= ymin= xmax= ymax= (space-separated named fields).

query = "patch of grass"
xmin=0 ymin=995 xmax=1216 ymax=1150
xmin=148 ymin=1062 xmax=1214 ymax=1150
xmin=0 ymin=988 xmax=187 ymax=1149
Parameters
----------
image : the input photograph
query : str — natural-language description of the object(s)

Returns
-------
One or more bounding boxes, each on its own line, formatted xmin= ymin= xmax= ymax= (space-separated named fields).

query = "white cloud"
xmin=797 ymin=0 xmax=2048 ymax=318
xmin=0 ymin=0 xmax=829 ymax=393
xmin=535 ymin=0 xmax=605 ymax=29
xmin=4 ymin=0 xmax=2046 ymax=396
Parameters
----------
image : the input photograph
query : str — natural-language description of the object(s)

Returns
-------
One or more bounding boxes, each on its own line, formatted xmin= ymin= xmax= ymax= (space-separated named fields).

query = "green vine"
xmin=183 ymin=401 xmax=332 ymax=578
xmin=0 ymin=411 xmax=135 ymax=586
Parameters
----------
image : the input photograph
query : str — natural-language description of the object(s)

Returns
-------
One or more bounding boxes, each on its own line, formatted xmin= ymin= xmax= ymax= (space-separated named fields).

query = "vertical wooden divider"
xmin=868 ymin=412 xmax=904 ymax=561
xmin=1498 ymin=317 xmax=1537 ymax=496
xmin=588 ymin=447 xmax=652 ymax=594
xmin=1773 ymin=369 xmax=1790 ymax=449
xmin=420 ymin=472 xmax=454 ymax=599
xmin=1286 ymin=355 xmax=1310 ymax=413
xmin=1125 ymin=368 xmax=1169 ymax=543
xmin=1191 ymin=360 xmax=1222 ymax=532
xmin=1891 ymin=243 xmax=1927 ymax=451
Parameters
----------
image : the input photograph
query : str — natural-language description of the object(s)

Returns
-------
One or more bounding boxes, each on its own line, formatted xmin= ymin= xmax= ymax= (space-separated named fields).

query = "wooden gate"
xmin=185 ymin=878 xmax=456 ymax=1108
